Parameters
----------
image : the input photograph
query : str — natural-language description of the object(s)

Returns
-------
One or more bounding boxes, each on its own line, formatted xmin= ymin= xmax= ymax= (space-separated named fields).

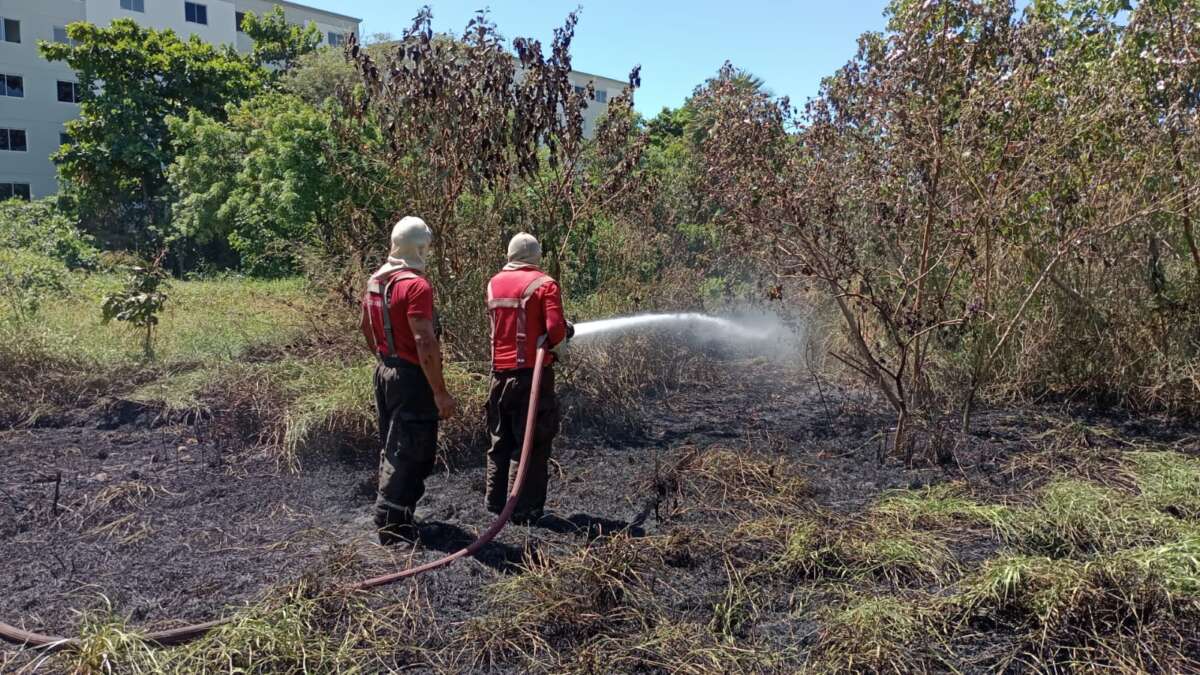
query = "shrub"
xmin=0 ymin=198 xmax=97 ymax=269
xmin=101 ymin=263 xmax=170 ymax=360
xmin=0 ymin=248 xmax=70 ymax=318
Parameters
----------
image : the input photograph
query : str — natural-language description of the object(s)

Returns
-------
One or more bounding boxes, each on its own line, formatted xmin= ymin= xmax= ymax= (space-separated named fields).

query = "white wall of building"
xmin=0 ymin=0 xmax=86 ymax=198
xmin=568 ymin=70 xmax=629 ymax=138
xmin=0 ymin=0 xmax=359 ymax=200
xmin=86 ymin=0 xmax=237 ymax=47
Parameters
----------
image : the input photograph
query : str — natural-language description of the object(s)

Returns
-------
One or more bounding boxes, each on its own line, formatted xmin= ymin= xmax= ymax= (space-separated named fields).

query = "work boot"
xmin=378 ymin=521 xmax=419 ymax=546
xmin=511 ymin=508 xmax=544 ymax=526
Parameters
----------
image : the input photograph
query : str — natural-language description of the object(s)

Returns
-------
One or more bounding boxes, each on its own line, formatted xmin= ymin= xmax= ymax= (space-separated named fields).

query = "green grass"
xmin=872 ymin=482 xmax=1014 ymax=532
xmin=1004 ymin=479 xmax=1188 ymax=557
xmin=1128 ymin=451 xmax=1200 ymax=519
xmin=746 ymin=516 xmax=957 ymax=585
xmin=2 ymin=274 xmax=315 ymax=366
xmin=812 ymin=594 xmax=943 ymax=674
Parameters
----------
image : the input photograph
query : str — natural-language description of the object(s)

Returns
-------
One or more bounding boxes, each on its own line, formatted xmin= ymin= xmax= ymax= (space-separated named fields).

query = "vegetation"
xmin=39 ymin=21 xmax=265 ymax=249
xmin=4 ymin=0 xmax=1200 ymax=672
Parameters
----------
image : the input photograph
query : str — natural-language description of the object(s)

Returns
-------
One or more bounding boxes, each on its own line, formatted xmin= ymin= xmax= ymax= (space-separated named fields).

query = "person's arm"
xmin=409 ymin=317 xmax=456 ymax=419
xmin=360 ymin=301 xmax=378 ymax=353
xmin=541 ymin=281 xmax=567 ymax=348
xmin=406 ymin=281 xmax=457 ymax=420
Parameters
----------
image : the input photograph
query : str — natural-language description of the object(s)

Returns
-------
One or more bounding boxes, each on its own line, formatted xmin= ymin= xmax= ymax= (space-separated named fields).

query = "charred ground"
xmin=3 ymin=360 xmax=1197 ymax=673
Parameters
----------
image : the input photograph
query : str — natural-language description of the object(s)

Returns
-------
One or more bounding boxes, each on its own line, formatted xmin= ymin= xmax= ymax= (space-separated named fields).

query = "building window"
xmin=1 ymin=18 xmax=20 ymax=43
xmin=1 ymin=74 xmax=22 ymax=98
xmin=119 ymin=0 xmax=145 ymax=13
xmin=328 ymin=31 xmax=345 ymax=47
xmin=0 ymin=129 xmax=28 ymax=152
xmin=573 ymin=85 xmax=585 ymax=96
xmin=235 ymin=12 xmax=246 ymax=33
xmin=0 ymin=183 xmax=32 ymax=201
xmin=185 ymin=2 xmax=208 ymax=25
xmin=57 ymin=81 xmax=83 ymax=104
xmin=53 ymin=26 xmax=78 ymax=45
xmin=595 ymin=89 xmax=607 ymax=103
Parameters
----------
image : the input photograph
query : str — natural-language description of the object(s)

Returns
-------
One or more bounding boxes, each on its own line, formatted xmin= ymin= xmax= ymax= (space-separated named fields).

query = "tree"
xmin=241 ymin=6 xmax=323 ymax=72
xmin=39 ymin=20 xmax=264 ymax=250
xmin=282 ymin=46 xmax=358 ymax=106
xmin=697 ymin=0 xmax=1200 ymax=459
xmin=169 ymin=93 xmax=365 ymax=276
xmin=332 ymin=8 xmax=647 ymax=358
xmin=101 ymin=261 xmax=170 ymax=360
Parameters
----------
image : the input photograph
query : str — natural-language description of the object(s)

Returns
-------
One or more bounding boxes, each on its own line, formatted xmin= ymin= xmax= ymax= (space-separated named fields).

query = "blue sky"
xmin=312 ymin=1 xmax=893 ymax=117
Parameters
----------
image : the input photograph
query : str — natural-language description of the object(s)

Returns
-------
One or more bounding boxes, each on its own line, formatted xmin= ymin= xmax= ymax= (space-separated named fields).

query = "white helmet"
xmin=506 ymin=232 xmax=542 ymax=266
xmin=388 ymin=216 xmax=433 ymax=271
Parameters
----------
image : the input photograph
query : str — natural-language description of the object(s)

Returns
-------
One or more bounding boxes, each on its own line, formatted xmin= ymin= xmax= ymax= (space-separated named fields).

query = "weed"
xmin=872 ymin=482 xmax=1013 ymax=533
xmin=710 ymin=560 xmax=762 ymax=639
xmin=456 ymin=535 xmax=664 ymax=670
xmin=744 ymin=515 xmax=956 ymax=585
xmin=1127 ymin=451 xmax=1200 ymax=520
xmin=812 ymin=593 xmax=944 ymax=674
xmin=47 ymin=604 xmax=161 ymax=674
xmin=672 ymin=447 xmax=813 ymax=518
xmin=1004 ymin=479 xmax=1187 ymax=557
xmin=582 ymin=620 xmax=793 ymax=674
xmin=953 ymin=550 xmax=1200 ymax=670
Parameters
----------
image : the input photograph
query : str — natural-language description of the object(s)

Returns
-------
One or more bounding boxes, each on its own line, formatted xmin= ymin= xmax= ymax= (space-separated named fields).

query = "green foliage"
xmin=241 ymin=7 xmax=323 ymax=71
xmin=0 ymin=249 xmax=69 ymax=318
xmin=1128 ymin=451 xmax=1200 ymax=520
xmin=169 ymin=93 xmax=350 ymax=276
xmin=281 ymin=46 xmax=358 ymax=106
xmin=0 ymin=198 xmax=97 ymax=269
xmin=39 ymin=21 xmax=265 ymax=250
xmin=101 ymin=264 xmax=170 ymax=359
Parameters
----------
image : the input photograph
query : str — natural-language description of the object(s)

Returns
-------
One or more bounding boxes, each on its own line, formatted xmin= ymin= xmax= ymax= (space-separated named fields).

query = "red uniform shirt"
xmin=488 ymin=267 xmax=566 ymax=371
xmin=361 ymin=272 xmax=434 ymax=365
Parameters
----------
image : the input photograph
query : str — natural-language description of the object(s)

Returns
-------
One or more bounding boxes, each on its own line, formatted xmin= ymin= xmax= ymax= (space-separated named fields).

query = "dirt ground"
xmin=2 ymin=362 xmax=1196 ymax=671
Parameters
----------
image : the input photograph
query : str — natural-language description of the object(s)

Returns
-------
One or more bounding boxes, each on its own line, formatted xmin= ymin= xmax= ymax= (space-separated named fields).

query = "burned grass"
xmin=810 ymin=593 xmax=947 ymax=674
xmin=5 ymin=364 xmax=1200 ymax=673
xmin=454 ymin=534 xmax=665 ymax=670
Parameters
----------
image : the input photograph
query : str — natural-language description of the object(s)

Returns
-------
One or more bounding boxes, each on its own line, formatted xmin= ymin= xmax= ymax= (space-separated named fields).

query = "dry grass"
xmin=811 ymin=593 xmax=946 ymax=674
xmin=454 ymin=534 xmax=665 ymax=671
xmin=739 ymin=514 xmax=957 ymax=586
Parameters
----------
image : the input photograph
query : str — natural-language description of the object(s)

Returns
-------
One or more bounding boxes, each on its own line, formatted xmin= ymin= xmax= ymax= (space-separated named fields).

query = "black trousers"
xmin=373 ymin=360 xmax=438 ymax=531
xmin=485 ymin=367 xmax=560 ymax=519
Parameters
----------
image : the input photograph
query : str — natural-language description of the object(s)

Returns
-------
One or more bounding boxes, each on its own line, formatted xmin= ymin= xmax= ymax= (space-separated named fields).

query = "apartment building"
xmin=0 ymin=0 xmax=360 ymax=199
xmin=567 ymin=69 xmax=628 ymax=139
xmin=0 ymin=0 xmax=626 ymax=201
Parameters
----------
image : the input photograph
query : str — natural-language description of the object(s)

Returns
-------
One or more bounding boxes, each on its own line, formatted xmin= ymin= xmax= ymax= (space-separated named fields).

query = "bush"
xmin=0 ymin=198 xmax=97 ymax=269
xmin=0 ymin=248 xmax=70 ymax=318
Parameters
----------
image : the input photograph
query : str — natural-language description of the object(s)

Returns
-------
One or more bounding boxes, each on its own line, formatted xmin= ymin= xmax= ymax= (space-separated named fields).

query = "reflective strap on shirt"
xmin=370 ymin=270 xmax=419 ymax=359
xmin=487 ymin=274 xmax=551 ymax=369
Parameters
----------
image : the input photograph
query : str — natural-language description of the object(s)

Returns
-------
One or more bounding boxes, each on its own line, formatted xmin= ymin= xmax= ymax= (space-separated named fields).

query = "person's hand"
xmin=435 ymin=391 xmax=458 ymax=420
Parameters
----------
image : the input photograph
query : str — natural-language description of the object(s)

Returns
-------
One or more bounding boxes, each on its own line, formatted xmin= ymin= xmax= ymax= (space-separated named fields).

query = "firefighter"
xmin=484 ymin=233 xmax=574 ymax=524
xmin=360 ymin=216 xmax=457 ymax=544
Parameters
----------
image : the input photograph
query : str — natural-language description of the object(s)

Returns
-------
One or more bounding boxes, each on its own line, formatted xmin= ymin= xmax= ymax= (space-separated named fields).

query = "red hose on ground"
xmin=0 ymin=348 xmax=550 ymax=651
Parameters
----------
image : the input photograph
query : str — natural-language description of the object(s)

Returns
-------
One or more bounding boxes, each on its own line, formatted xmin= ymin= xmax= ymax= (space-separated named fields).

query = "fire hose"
xmin=0 ymin=347 xmax=550 ymax=652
